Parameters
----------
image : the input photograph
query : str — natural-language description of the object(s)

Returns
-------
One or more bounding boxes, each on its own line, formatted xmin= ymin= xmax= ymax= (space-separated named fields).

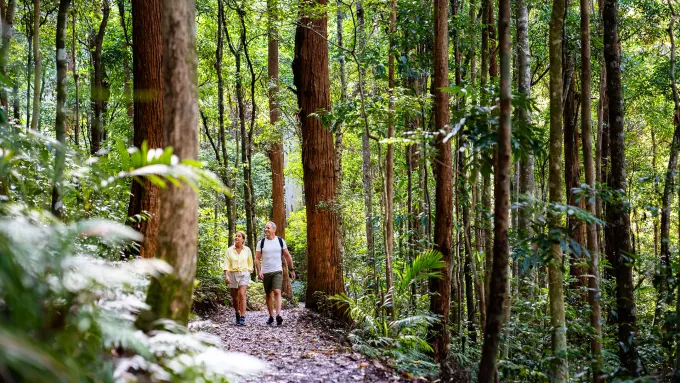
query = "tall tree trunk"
xmin=137 ymin=0 xmax=198 ymax=329
xmin=72 ymin=10 xmax=79 ymax=148
xmin=603 ymin=0 xmax=638 ymax=375
xmin=428 ymin=0 xmax=452 ymax=372
xmin=564 ymin=70 xmax=587 ymax=291
xmin=127 ymin=0 xmax=163 ymax=258
xmin=659 ymin=0 xmax=680 ymax=325
xmin=383 ymin=0 xmax=396 ymax=320
xmin=30 ymin=0 xmax=38 ymax=131
xmin=89 ymin=1 xmax=109 ymax=154
xmin=117 ymin=0 xmax=133 ymax=122
xmin=581 ymin=0 xmax=603 ymax=379
xmin=516 ymin=0 xmax=535 ymax=299
xmin=268 ymin=0 xmax=293 ymax=300
xmin=292 ymin=0 xmax=346 ymax=317
xmin=548 ymin=0 xmax=569 ymax=379
xmin=0 ymin=0 xmax=15 ymax=111
xmin=51 ymin=0 xmax=71 ymax=219
xmin=215 ymin=0 xmax=234 ymax=247
xmin=335 ymin=1 xmax=347 ymax=278
xmin=478 ymin=0 xmax=510 ymax=378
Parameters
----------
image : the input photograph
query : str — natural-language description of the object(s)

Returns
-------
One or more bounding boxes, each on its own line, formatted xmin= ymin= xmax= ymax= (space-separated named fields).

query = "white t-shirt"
xmin=256 ymin=237 xmax=287 ymax=274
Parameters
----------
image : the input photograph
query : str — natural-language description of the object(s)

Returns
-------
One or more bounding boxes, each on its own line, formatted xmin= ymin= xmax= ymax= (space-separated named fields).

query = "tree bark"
xmin=383 ymin=0 xmax=396 ymax=320
xmin=88 ymin=0 xmax=110 ymax=154
xmin=0 ymin=0 xmax=15 ymax=111
xmin=547 ymin=0 xmax=569 ymax=379
xmin=128 ymin=0 xmax=163 ymax=258
xmin=478 ymin=0 xmax=510 ymax=378
xmin=292 ymin=0 xmax=346 ymax=317
xmin=137 ymin=0 xmax=198 ymax=329
xmin=72 ymin=10 xmax=79 ymax=148
xmin=427 ymin=0 xmax=452 ymax=372
xmin=51 ymin=0 xmax=71 ymax=219
xmin=268 ymin=0 xmax=293 ymax=300
xmin=580 ymin=0 xmax=603 ymax=380
xmin=603 ymin=0 xmax=638 ymax=374
xmin=30 ymin=0 xmax=39 ymax=131
xmin=335 ymin=1 xmax=347 ymax=281
xmin=117 ymin=0 xmax=133 ymax=122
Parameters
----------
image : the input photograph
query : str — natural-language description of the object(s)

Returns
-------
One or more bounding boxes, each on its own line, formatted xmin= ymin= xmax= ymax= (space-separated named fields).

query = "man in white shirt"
xmin=255 ymin=221 xmax=296 ymax=325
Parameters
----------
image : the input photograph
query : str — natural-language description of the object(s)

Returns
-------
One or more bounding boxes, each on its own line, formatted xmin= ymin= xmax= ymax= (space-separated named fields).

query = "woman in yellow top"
xmin=224 ymin=231 xmax=253 ymax=326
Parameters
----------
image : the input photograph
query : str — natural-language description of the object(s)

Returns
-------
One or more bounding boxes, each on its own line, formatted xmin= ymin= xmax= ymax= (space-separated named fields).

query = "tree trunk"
xmin=516 ymin=0 xmax=535 ymax=299
xmin=547 ymin=0 xmax=569 ymax=379
xmin=30 ymin=0 xmax=39 ymax=132
xmin=581 ymin=0 xmax=603 ymax=379
xmin=0 ymin=0 xmax=15 ymax=111
xmin=564 ymin=70 xmax=587 ymax=291
xmin=136 ymin=0 xmax=198 ymax=329
xmin=72 ymin=10 xmax=79 ymax=148
xmin=427 ymin=0 xmax=452 ymax=372
xmin=268 ymin=0 xmax=293 ymax=300
xmin=89 ymin=1 xmax=110 ymax=154
xmin=659 ymin=0 xmax=680 ymax=325
xmin=383 ymin=0 xmax=396 ymax=320
xmin=51 ymin=0 xmax=71 ymax=219
xmin=292 ymin=0 xmax=346 ymax=318
xmin=478 ymin=0 xmax=510 ymax=378
xmin=603 ymin=0 xmax=638 ymax=375
xmin=116 ymin=0 xmax=133 ymax=122
xmin=602 ymin=0 xmax=638 ymax=376
xmin=215 ymin=0 xmax=234 ymax=247
xmin=127 ymin=0 xmax=163 ymax=258
xmin=335 ymin=1 xmax=347 ymax=279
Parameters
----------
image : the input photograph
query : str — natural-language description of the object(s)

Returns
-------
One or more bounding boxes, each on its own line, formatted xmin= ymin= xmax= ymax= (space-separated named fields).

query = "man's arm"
xmin=283 ymin=248 xmax=295 ymax=280
xmin=255 ymin=250 xmax=263 ymax=279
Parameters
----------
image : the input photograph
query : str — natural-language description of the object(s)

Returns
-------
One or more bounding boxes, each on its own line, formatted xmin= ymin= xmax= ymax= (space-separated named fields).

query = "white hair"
xmin=266 ymin=221 xmax=277 ymax=231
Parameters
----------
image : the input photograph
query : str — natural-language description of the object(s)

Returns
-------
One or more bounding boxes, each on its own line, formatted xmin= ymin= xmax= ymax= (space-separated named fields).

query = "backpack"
xmin=260 ymin=236 xmax=284 ymax=260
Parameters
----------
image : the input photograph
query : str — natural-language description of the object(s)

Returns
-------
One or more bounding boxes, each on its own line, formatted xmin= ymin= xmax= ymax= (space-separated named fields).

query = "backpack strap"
xmin=260 ymin=237 xmax=265 ymax=251
xmin=278 ymin=236 xmax=284 ymax=258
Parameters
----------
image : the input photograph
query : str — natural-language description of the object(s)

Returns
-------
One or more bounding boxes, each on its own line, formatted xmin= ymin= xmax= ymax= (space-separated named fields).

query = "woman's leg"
xmin=238 ymin=285 xmax=247 ymax=316
xmin=230 ymin=288 xmax=239 ymax=315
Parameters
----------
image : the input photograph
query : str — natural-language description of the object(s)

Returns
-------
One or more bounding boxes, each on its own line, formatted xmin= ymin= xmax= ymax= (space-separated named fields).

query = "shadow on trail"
xmin=214 ymin=306 xmax=413 ymax=382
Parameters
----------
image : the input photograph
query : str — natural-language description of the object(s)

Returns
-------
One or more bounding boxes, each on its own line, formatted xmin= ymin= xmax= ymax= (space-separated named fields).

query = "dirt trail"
xmin=215 ymin=306 xmax=412 ymax=382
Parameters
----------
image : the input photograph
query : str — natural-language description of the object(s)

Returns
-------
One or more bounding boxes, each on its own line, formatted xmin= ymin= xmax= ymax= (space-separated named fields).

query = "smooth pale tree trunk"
xmin=137 ymin=0 xmax=199 ymax=329
xmin=116 ymin=0 xmax=133 ymax=121
xmin=72 ymin=11 xmax=79 ymax=148
xmin=267 ymin=0 xmax=293 ymax=300
xmin=428 ymin=0 xmax=452 ymax=374
xmin=478 ymin=0 xmax=510 ymax=379
xmin=292 ymin=0 xmax=346 ymax=318
xmin=335 ymin=2 xmax=347 ymax=271
xmin=0 ymin=0 xmax=15 ymax=111
xmin=51 ymin=0 xmax=71 ymax=219
xmin=128 ymin=0 xmax=163 ymax=259
xmin=384 ymin=0 xmax=395 ymax=320
xmin=603 ymin=0 xmax=638 ymax=375
xmin=548 ymin=0 xmax=568 ymax=379
xmin=30 ymin=0 xmax=39 ymax=132
xmin=581 ymin=0 xmax=603 ymax=379
xmin=516 ymin=0 xmax=535 ymax=299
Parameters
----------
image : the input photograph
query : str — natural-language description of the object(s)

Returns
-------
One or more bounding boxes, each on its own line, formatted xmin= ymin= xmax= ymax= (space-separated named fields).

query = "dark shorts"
xmin=263 ymin=271 xmax=283 ymax=294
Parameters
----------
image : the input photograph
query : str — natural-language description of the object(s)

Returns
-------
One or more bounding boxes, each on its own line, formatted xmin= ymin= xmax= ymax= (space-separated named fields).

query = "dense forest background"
xmin=3 ymin=0 xmax=680 ymax=381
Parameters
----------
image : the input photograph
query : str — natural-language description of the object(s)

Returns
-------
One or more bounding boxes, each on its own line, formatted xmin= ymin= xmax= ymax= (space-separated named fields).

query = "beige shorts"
xmin=227 ymin=271 xmax=251 ymax=289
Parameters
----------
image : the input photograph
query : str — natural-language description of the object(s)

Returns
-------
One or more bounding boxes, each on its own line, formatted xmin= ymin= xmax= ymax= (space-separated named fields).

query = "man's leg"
xmin=266 ymin=290 xmax=275 ymax=317
xmin=274 ymin=289 xmax=282 ymax=317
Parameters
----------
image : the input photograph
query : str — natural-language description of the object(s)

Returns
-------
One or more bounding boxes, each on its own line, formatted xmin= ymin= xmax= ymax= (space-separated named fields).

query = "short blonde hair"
xmin=235 ymin=231 xmax=246 ymax=241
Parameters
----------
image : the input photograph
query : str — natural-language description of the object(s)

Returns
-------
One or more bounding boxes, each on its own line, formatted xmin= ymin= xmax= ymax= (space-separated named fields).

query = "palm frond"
xmin=397 ymin=249 xmax=445 ymax=294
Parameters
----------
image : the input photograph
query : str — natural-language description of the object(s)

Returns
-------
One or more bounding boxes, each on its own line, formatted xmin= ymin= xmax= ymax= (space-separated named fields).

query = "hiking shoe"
xmin=238 ymin=316 xmax=246 ymax=326
xmin=276 ymin=315 xmax=283 ymax=326
xmin=267 ymin=316 xmax=274 ymax=326
xmin=235 ymin=312 xmax=241 ymax=324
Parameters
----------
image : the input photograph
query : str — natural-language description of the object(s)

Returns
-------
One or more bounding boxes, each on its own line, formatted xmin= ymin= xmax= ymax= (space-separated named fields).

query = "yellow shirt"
xmin=224 ymin=245 xmax=253 ymax=273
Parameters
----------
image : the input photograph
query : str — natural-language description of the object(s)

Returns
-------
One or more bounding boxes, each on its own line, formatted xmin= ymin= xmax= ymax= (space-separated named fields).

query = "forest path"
xmin=214 ymin=306 xmax=411 ymax=382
